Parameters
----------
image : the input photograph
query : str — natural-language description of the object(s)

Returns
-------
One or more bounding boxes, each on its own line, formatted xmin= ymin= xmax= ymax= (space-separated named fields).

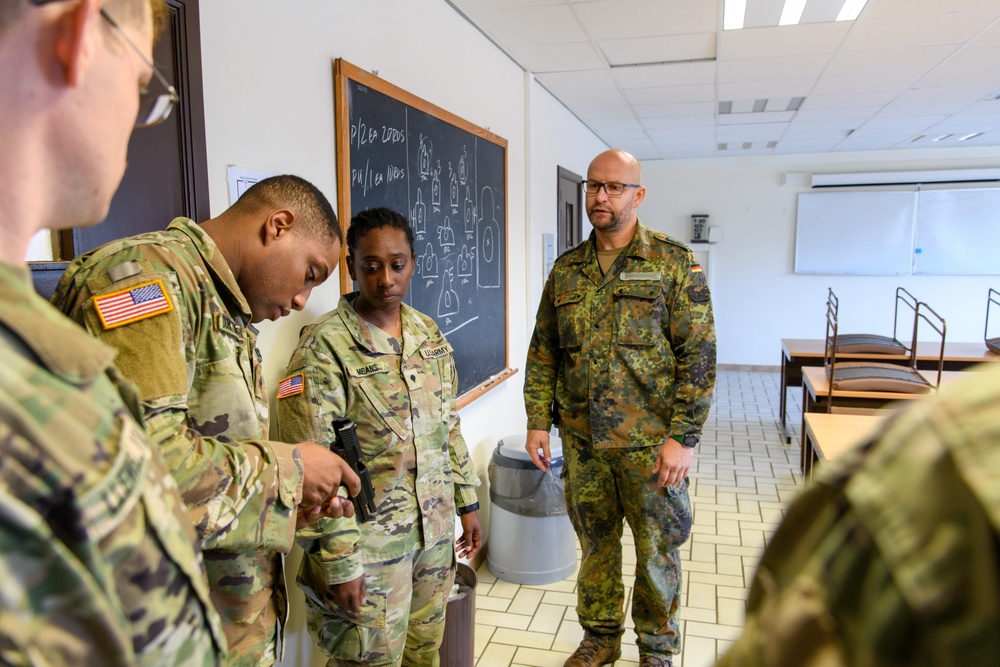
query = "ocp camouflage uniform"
xmin=718 ymin=362 xmax=1000 ymax=667
xmin=0 ymin=261 xmax=227 ymax=666
xmin=277 ymin=294 xmax=480 ymax=667
xmin=51 ymin=218 xmax=305 ymax=667
xmin=524 ymin=219 xmax=716 ymax=658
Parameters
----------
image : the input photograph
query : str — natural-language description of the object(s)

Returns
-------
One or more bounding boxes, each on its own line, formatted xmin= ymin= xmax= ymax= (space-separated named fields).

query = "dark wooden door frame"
xmin=557 ymin=166 xmax=583 ymax=256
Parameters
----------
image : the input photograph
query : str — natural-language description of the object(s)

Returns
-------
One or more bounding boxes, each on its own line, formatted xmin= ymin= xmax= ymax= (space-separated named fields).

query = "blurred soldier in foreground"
xmin=0 ymin=0 xmax=227 ymax=663
xmin=719 ymin=362 xmax=1000 ymax=667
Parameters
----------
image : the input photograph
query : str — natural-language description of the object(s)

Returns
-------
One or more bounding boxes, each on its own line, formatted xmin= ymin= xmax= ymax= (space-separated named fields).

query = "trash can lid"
xmin=497 ymin=432 xmax=562 ymax=462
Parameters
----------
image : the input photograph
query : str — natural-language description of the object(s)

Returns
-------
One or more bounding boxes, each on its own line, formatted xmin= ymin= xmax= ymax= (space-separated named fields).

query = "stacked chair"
xmin=822 ymin=288 xmax=946 ymax=413
xmin=986 ymin=288 xmax=1000 ymax=355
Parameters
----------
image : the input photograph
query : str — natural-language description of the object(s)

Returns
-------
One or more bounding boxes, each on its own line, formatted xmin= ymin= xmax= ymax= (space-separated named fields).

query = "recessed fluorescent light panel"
xmin=836 ymin=0 xmax=869 ymax=21
xmin=725 ymin=0 xmax=869 ymax=30
xmin=724 ymin=0 xmax=747 ymax=30
xmin=779 ymin=0 xmax=808 ymax=26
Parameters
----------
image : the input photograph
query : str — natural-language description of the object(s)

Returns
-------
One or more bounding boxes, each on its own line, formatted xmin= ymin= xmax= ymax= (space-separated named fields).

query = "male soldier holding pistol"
xmin=52 ymin=175 xmax=361 ymax=666
xmin=524 ymin=149 xmax=716 ymax=667
xmin=0 ymin=0 xmax=227 ymax=664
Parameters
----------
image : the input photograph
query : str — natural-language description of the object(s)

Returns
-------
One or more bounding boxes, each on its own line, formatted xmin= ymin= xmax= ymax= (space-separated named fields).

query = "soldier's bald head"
xmin=589 ymin=149 xmax=642 ymax=184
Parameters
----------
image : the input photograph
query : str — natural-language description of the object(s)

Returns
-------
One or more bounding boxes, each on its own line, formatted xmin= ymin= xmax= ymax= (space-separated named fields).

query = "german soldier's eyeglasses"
xmin=582 ymin=180 xmax=641 ymax=197
xmin=31 ymin=0 xmax=179 ymax=128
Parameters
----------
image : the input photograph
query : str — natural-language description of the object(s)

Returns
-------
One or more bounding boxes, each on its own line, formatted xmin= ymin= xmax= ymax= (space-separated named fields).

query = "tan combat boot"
xmin=564 ymin=637 xmax=622 ymax=667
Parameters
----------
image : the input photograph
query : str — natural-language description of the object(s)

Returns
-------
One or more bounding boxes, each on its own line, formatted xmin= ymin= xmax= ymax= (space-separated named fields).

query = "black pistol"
xmin=331 ymin=419 xmax=377 ymax=523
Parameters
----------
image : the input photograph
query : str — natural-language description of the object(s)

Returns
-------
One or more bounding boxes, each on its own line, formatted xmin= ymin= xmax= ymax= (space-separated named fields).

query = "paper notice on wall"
xmin=227 ymin=165 xmax=276 ymax=205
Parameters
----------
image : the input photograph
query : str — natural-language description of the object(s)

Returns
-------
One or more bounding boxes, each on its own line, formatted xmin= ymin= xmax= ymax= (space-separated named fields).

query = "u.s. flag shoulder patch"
xmin=277 ymin=373 xmax=304 ymax=399
xmin=93 ymin=279 xmax=172 ymax=329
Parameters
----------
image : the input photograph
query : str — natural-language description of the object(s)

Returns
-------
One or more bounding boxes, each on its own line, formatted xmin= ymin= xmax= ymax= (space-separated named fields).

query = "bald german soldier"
xmin=524 ymin=149 xmax=716 ymax=667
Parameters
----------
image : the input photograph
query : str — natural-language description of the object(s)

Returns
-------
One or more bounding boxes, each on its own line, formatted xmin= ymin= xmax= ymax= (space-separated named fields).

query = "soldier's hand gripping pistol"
xmin=331 ymin=419 xmax=377 ymax=523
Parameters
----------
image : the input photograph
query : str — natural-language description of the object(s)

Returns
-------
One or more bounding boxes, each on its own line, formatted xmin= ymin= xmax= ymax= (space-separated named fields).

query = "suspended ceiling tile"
xmin=823 ymin=45 xmax=956 ymax=78
xmin=632 ymin=101 xmax=717 ymax=118
xmin=810 ymin=72 xmax=915 ymax=96
xmin=466 ymin=4 xmax=587 ymax=46
xmin=624 ymin=84 xmax=715 ymax=106
xmin=916 ymin=64 xmax=1000 ymax=89
xmin=450 ymin=0 xmax=562 ymax=10
xmin=862 ymin=0 xmax=1000 ymax=19
xmin=509 ymin=41 xmax=606 ymax=72
xmin=718 ymin=22 xmax=851 ymax=60
xmin=641 ymin=114 xmax=716 ymax=129
xmin=717 ymin=123 xmax=788 ymax=139
xmin=717 ymin=52 xmax=832 ymax=83
xmin=535 ymin=69 xmax=616 ymax=92
xmin=573 ymin=0 xmax=717 ymax=40
xmin=611 ymin=60 xmax=716 ymax=89
xmin=801 ymin=90 xmax=902 ymax=108
xmin=857 ymin=115 xmax=949 ymax=130
xmin=792 ymin=106 xmax=883 ymax=121
xmin=598 ymin=33 xmax=717 ymax=67
xmin=717 ymin=78 xmax=814 ymax=101
xmin=718 ymin=110 xmax=796 ymax=125
xmin=553 ymin=87 xmax=630 ymax=109
xmin=841 ymin=12 xmax=1000 ymax=51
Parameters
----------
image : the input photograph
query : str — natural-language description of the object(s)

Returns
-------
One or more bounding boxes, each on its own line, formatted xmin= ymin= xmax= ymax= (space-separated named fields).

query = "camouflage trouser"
xmin=305 ymin=536 xmax=456 ymax=667
xmin=562 ymin=434 xmax=693 ymax=657
xmin=205 ymin=550 xmax=280 ymax=667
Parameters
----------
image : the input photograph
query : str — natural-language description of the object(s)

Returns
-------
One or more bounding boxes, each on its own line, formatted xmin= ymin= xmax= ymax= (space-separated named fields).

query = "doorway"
xmin=557 ymin=166 xmax=583 ymax=256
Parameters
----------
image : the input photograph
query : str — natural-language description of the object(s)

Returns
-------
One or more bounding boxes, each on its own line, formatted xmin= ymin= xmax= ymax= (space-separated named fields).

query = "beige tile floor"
xmin=471 ymin=370 xmax=804 ymax=667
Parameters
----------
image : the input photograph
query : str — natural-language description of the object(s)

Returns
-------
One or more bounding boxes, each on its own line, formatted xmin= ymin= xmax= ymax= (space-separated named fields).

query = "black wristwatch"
xmin=673 ymin=434 xmax=699 ymax=448
xmin=456 ymin=502 xmax=480 ymax=516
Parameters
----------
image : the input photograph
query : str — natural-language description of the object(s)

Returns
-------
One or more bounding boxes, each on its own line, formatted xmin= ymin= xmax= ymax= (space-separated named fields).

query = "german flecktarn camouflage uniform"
xmin=718 ymin=362 xmax=1000 ymax=667
xmin=51 ymin=218 xmax=304 ymax=666
xmin=524 ymin=219 xmax=716 ymax=657
xmin=0 ymin=260 xmax=226 ymax=666
xmin=277 ymin=294 xmax=479 ymax=667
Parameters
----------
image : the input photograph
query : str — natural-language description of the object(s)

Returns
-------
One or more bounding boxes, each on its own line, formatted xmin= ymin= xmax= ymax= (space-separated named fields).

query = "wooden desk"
xmin=798 ymin=366 xmax=969 ymax=473
xmin=779 ymin=338 xmax=997 ymax=442
xmin=803 ymin=413 xmax=887 ymax=479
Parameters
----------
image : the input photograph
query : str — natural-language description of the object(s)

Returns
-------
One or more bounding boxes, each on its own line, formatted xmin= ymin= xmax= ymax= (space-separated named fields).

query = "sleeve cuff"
xmin=454 ymin=484 xmax=479 ymax=510
xmin=269 ymin=440 xmax=305 ymax=509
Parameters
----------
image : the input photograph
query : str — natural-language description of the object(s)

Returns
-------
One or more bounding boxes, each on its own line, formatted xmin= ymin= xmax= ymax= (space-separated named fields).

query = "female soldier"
xmin=277 ymin=207 xmax=481 ymax=666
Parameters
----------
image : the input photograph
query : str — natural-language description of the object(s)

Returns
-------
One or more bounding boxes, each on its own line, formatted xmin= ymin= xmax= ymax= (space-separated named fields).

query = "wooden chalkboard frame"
xmin=333 ymin=59 xmax=517 ymax=408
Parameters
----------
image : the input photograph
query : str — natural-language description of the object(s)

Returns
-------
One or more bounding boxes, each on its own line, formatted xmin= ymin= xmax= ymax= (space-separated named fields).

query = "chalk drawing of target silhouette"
xmin=438 ymin=268 xmax=460 ymax=318
xmin=477 ymin=186 xmax=501 ymax=289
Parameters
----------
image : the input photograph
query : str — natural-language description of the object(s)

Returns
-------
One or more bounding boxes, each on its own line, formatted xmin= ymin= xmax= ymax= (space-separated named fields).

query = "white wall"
xmin=196 ymin=2 xmax=603 ymax=664
xmin=639 ymin=147 xmax=1000 ymax=366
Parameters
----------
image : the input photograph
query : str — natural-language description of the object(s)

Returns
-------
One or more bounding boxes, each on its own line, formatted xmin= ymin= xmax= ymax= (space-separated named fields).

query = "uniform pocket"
xmin=613 ymin=282 xmax=661 ymax=347
xmin=304 ymin=587 xmax=389 ymax=663
xmin=554 ymin=288 xmax=588 ymax=348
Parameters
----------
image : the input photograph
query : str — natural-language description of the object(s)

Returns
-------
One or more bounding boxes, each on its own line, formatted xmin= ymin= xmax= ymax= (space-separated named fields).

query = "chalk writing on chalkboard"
xmin=334 ymin=59 xmax=517 ymax=404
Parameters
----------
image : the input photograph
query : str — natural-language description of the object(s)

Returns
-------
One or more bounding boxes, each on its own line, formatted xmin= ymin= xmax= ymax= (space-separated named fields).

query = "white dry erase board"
xmin=794 ymin=187 xmax=1000 ymax=276
xmin=794 ymin=191 xmax=915 ymax=275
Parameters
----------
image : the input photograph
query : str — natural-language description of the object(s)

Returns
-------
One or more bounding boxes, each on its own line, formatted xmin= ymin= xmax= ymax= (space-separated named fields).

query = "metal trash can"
xmin=439 ymin=562 xmax=476 ymax=666
xmin=486 ymin=433 xmax=577 ymax=585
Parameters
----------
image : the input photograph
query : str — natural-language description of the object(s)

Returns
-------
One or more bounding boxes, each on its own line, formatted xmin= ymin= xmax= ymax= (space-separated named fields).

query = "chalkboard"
xmin=334 ymin=59 xmax=516 ymax=406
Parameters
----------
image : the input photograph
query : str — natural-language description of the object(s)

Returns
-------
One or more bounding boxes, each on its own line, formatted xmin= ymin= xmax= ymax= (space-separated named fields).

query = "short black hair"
xmin=347 ymin=207 xmax=415 ymax=256
xmin=232 ymin=174 xmax=341 ymax=244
